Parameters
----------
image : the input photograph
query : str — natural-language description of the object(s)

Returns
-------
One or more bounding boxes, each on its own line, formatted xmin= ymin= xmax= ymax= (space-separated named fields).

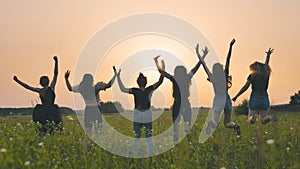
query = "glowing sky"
xmin=1 ymin=1 xmax=300 ymax=108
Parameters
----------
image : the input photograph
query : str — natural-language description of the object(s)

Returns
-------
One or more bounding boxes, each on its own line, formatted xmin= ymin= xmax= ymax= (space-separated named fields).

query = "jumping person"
xmin=13 ymin=56 xmax=62 ymax=135
xmin=154 ymin=46 xmax=208 ymax=143
xmin=220 ymin=39 xmax=240 ymax=136
xmin=115 ymin=63 xmax=164 ymax=157
xmin=232 ymin=48 xmax=277 ymax=124
xmin=197 ymin=45 xmax=227 ymax=135
xmin=64 ymin=67 xmax=117 ymax=138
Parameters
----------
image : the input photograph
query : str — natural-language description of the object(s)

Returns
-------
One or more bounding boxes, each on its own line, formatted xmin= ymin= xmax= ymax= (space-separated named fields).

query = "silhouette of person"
xmin=214 ymin=39 xmax=240 ymax=136
xmin=232 ymin=48 xmax=277 ymax=124
xmin=197 ymin=46 xmax=227 ymax=134
xmin=154 ymin=45 xmax=208 ymax=144
xmin=13 ymin=56 xmax=62 ymax=135
xmin=115 ymin=63 xmax=164 ymax=157
xmin=64 ymin=67 xmax=117 ymax=139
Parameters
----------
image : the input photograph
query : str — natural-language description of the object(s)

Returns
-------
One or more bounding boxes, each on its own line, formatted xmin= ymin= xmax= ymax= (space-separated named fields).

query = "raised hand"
xmin=154 ymin=55 xmax=160 ymax=61
xmin=53 ymin=56 xmax=58 ymax=62
xmin=65 ymin=70 xmax=70 ymax=79
xmin=265 ymin=48 xmax=274 ymax=56
xmin=195 ymin=44 xmax=201 ymax=59
xmin=202 ymin=46 xmax=209 ymax=57
xmin=161 ymin=60 xmax=165 ymax=71
xmin=113 ymin=66 xmax=117 ymax=73
xmin=230 ymin=39 xmax=236 ymax=46
xmin=13 ymin=76 xmax=18 ymax=81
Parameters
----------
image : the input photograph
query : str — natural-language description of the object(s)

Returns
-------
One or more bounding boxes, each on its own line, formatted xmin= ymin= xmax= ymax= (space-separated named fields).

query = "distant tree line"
xmin=290 ymin=90 xmax=300 ymax=105
xmin=100 ymin=101 xmax=124 ymax=113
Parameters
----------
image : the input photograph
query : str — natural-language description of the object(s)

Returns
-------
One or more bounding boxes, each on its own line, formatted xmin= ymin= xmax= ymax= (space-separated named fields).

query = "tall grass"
xmin=0 ymin=111 xmax=299 ymax=169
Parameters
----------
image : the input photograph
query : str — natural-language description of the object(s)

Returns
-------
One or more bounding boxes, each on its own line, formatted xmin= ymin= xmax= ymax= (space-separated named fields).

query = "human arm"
xmin=50 ymin=56 xmax=58 ymax=89
xmin=104 ymin=66 xmax=117 ymax=89
xmin=197 ymin=46 xmax=212 ymax=79
xmin=64 ymin=70 xmax=73 ymax=92
xmin=264 ymin=48 xmax=274 ymax=65
xmin=232 ymin=80 xmax=251 ymax=101
xmin=224 ymin=39 xmax=235 ymax=75
xmin=153 ymin=56 xmax=173 ymax=80
xmin=13 ymin=76 xmax=40 ymax=93
xmin=115 ymin=69 xmax=131 ymax=93
xmin=152 ymin=60 xmax=165 ymax=89
xmin=189 ymin=45 xmax=209 ymax=78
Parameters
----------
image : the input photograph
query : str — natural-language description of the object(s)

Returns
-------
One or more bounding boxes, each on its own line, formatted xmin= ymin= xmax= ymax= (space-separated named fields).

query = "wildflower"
xmin=38 ymin=142 xmax=44 ymax=146
xmin=24 ymin=161 xmax=30 ymax=166
xmin=220 ymin=167 xmax=226 ymax=169
xmin=286 ymin=147 xmax=290 ymax=151
xmin=266 ymin=139 xmax=274 ymax=145
xmin=1 ymin=148 xmax=7 ymax=153
xmin=66 ymin=116 xmax=74 ymax=121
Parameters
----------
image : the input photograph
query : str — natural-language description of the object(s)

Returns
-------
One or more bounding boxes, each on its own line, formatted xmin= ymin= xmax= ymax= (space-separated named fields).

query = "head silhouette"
xmin=81 ymin=74 xmax=94 ymax=85
xmin=250 ymin=61 xmax=271 ymax=77
xmin=95 ymin=81 xmax=106 ymax=89
xmin=174 ymin=66 xmax=187 ymax=78
xmin=137 ymin=73 xmax=147 ymax=88
xmin=212 ymin=63 xmax=224 ymax=75
xmin=40 ymin=76 xmax=49 ymax=87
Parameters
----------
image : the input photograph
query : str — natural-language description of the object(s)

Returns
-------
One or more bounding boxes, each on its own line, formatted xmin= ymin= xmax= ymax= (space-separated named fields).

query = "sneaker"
xmin=271 ymin=113 xmax=278 ymax=121
xmin=234 ymin=125 xmax=241 ymax=136
xmin=250 ymin=114 xmax=257 ymax=124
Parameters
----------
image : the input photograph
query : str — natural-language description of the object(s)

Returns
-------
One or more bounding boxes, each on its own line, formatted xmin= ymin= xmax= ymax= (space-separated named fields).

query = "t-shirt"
xmin=129 ymin=85 xmax=155 ymax=111
xmin=247 ymin=74 xmax=269 ymax=91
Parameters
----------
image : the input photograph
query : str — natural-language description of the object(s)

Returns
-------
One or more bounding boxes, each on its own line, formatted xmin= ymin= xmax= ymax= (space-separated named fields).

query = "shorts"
xmin=248 ymin=91 xmax=270 ymax=111
xmin=84 ymin=105 xmax=102 ymax=128
xmin=133 ymin=109 xmax=152 ymax=137
xmin=224 ymin=93 xmax=232 ymax=112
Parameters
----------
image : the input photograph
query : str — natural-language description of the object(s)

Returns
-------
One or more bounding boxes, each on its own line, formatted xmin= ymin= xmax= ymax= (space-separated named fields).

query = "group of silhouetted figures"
xmin=14 ymin=39 xmax=277 ymax=155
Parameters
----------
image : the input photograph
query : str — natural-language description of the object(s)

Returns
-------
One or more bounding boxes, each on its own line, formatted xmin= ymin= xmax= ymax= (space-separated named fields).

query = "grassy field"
xmin=0 ymin=110 xmax=299 ymax=169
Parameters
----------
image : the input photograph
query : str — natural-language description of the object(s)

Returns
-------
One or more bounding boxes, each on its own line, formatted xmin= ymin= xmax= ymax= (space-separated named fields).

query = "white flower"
xmin=38 ymin=142 xmax=44 ymax=146
xmin=266 ymin=139 xmax=274 ymax=145
xmin=220 ymin=167 xmax=226 ymax=169
xmin=24 ymin=161 xmax=30 ymax=166
xmin=286 ymin=147 xmax=290 ymax=150
xmin=1 ymin=148 xmax=7 ymax=153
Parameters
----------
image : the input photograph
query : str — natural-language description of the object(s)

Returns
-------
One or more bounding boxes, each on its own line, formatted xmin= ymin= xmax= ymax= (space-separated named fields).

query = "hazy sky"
xmin=1 ymin=1 xmax=300 ymax=109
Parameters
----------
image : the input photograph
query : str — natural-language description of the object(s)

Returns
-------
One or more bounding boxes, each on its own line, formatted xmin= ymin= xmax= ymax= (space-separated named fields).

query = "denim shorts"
xmin=248 ymin=91 xmax=270 ymax=110
xmin=133 ymin=109 xmax=153 ymax=137
xmin=224 ymin=93 xmax=232 ymax=112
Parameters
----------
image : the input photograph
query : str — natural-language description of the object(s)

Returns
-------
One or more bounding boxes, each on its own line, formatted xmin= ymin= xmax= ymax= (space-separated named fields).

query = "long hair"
xmin=78 ymin=74 xmax=95 ymax=100
xmin=174 ymin=66 xmax=191 ymax=98
xmin=250 ymin=61 xmax=271 ymax=77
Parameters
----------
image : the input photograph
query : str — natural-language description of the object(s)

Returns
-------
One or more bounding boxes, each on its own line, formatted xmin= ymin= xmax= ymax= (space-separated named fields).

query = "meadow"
xmin=0 ymin=110 xmax=299 ymax=169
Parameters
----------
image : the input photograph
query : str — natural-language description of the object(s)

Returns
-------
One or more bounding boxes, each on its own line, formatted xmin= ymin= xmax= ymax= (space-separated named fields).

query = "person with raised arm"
xmin=13 ymin=56 xmax=61 ymax=135
xmin=154 ymin=45 xmax=208 ymax=144
xmin=232 ymin=48 xmax=277 ymax=124
xmin=64 ymin=67 xmax=117 ymax=139
xmin=222 ymin=39 xmax=241 ymax=136
xmin=115 ymin=62 xmax=164 ymax=157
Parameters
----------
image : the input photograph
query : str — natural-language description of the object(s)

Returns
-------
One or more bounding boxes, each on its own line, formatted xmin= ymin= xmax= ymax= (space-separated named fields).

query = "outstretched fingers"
xmin=65 ymin=70 xmax=70 ymax=79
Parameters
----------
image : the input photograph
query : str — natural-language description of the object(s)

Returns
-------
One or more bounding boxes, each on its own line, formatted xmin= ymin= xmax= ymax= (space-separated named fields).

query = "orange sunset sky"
xmin=0 ymin=1 xmax=300 ymax=109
